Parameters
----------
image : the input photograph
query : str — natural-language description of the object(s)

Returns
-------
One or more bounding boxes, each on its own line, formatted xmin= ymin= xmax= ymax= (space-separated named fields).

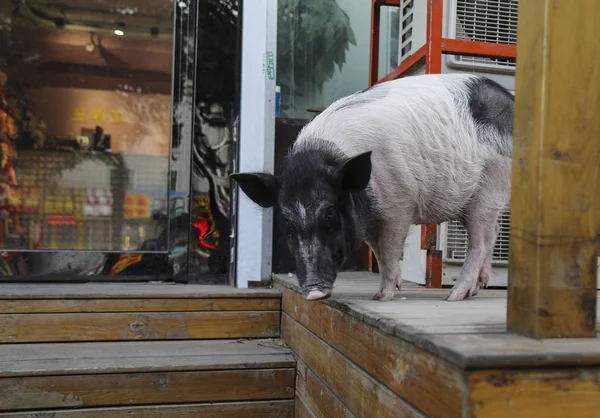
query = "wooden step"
xmin=0 ymin=283 xmax=282 ymax=343
xmin=0 ymin=401 xmax=295 ymax=417
xmin=0 ymin=339 xmax=296 ymax=416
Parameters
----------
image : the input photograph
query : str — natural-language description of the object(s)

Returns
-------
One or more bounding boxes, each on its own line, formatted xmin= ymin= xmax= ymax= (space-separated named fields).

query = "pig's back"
xmin=293 ymin=73 xmax=513 ymax=223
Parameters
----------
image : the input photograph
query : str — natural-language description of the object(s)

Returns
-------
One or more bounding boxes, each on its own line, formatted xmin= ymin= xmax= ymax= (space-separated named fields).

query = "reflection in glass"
xmin=189 ymin=0 xmax=238 ymax=282
xmin=276 ymin=0 xmax=399 ymax=119
xmin=0 ymin=0 xmax=173 ymax=251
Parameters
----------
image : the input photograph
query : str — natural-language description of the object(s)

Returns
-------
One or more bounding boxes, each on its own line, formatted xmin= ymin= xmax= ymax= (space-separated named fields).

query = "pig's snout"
xmin=305 ymin=290 xmax=327 ymax=301
xmin=303 ymin=287 xmax=332 ymax=301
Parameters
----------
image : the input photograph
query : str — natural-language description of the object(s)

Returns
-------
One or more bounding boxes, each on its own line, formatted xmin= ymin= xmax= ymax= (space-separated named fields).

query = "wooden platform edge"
xmin=277 ymin=282 xmax=464 ymax=418
xmin=0 ymin=400 xmax=295 ymax=417
xmin=282 ymin=313 xmax=427 ymax=418
xmin=273 ymin=275 xmax=463 ymax=364
xmin=467 ymin=368 xmax=600 ymax=417
xmin=274 ymin=275 xmax=600 ymax=370
xmin=296 ymin=359 xmax=357 ymax=418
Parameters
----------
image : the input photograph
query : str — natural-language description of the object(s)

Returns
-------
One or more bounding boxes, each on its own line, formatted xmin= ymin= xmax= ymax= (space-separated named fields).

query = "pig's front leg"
xmin=368 ymin=221 xmax=410 ymax=302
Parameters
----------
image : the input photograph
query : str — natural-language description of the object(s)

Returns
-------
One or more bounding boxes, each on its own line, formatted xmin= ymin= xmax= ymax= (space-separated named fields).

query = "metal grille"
xmin=444 ymin=208 xmax=511 ymax=263
xmin=399 ymin=0 xmax=415 ymax=61
xmin=453 ymin=0 xmax=518 ymax=70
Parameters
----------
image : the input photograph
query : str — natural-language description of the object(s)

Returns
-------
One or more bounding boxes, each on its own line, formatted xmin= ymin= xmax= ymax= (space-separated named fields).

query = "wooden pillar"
xmin=507 ymin=0 xmax=600 ymax=338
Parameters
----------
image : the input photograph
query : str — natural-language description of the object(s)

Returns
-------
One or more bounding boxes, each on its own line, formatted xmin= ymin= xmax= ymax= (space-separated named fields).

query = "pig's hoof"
xmin=446 ymin=282 xmax=479 ymax=302
xmin=477 ymin=274 xmax=490 ymax=290
xmin=445 ymin=290 xmax=467 ymax=302
xmin=372 ymin=290 xmax=395 ymax=302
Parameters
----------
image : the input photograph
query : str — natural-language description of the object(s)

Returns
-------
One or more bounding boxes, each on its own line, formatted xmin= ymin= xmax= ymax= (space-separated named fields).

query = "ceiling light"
xmin=114 ymin=22 xmax=125 ymax=36
xmin=85 ymin=32 xmax=96 ymax=52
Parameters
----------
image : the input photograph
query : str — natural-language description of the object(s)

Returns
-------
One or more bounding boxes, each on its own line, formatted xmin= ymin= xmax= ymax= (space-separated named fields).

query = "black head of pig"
xmin=231 ymin=147 xmax=374 ymax=301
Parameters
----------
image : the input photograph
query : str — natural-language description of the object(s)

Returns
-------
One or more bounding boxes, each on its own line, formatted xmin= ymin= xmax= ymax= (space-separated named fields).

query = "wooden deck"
xmin=275 ymin=272 xmax=600 ymax=418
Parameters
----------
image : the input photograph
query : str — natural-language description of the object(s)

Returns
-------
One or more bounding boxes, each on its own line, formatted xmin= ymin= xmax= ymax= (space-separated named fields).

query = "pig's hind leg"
xmin=446 ymin=158 xmax=510 ymax=302
xmin=446 ymin=209 xmax=500 ymax=302
xmin=474 ymin=222 xmax=500 ymax=295
xmin=367 ymin=220 xmax=411 ymax=302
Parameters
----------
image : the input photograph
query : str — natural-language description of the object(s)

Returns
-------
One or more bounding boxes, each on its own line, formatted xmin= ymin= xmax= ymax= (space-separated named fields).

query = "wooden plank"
xmin=468 ymin=369 xmax=600 ymax=417
xmin=277 ymin=283 xmax=464 ymax=418
xmin=0 ymin=284 xmax=280 ymax=299
xmin=0 ymin=311 xmax=280 ymax=342
xmin=507 ymin=0 xmax=600 ymax=337
xmin=296 ymin=359 xmax=357 ymax=418
xmin=0 ymin=340 xmax=295 ymax=377
xmin=0 ymin=368 xmax=295 ymax=411
xmin=282 ymin=313 xmax=426 ymax=418
xmin=295 ymin=395 xmax=318 ymax=418
xmin=429 ymin=333 xmax=600 ymax=369
xmin=0 ymin=298 xmax=280 ymax=313
xmin=0 ymin=401 xmax=295 ymax=417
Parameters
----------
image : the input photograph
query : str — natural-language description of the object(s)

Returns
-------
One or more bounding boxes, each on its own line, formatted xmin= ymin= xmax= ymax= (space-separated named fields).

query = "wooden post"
xmin=508 ymin=0 xmax=600 ymax=338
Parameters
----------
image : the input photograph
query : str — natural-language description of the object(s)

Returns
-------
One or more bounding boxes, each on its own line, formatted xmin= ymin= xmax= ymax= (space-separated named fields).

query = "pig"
xmin=231 ymin=73 xmax=514 ymax=302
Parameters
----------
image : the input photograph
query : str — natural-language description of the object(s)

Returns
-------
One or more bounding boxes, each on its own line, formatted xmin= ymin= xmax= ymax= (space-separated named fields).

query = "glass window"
xmin=276 ymin=0 xmax=398 ymax=120
xmin=0 ymin=0 xmax=173 ymax=251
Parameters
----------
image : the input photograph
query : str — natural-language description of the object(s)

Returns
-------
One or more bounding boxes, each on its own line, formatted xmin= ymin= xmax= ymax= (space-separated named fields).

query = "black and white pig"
xmin=231 ymin=73 xmax=514 ymax=302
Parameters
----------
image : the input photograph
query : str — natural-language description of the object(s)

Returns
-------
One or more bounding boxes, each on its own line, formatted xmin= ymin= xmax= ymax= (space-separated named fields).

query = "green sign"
xmin=265 ymin=51 xmax=275 ymax=80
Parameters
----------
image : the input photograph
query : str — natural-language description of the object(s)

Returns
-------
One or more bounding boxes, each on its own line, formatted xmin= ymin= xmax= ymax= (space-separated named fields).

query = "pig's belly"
xmin=411 ymin=179 xmax=480 ymax=225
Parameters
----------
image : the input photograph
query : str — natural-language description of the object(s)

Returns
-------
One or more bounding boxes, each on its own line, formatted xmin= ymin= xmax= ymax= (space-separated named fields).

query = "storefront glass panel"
xmin=0 ymin=0 xmax=173 ymax=251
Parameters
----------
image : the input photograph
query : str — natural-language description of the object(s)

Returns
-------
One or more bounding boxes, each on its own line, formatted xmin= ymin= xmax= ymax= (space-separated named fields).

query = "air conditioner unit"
xmin=397 ymin=0 xmax=427 ymax=66
xmin=393 ymin=1 xmax=600 ymax=290
xmin=397 ymin=0 xmax=518 ymax=76
xmin=446 ymin=0 xmax=518 ymax=73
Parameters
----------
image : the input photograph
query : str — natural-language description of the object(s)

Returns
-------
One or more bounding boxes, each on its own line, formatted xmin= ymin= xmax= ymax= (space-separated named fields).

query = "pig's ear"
xmin=230 ymin=172 xmax=277 ymax=208
xmin=339 ymin=151 xmax=372 ymax=193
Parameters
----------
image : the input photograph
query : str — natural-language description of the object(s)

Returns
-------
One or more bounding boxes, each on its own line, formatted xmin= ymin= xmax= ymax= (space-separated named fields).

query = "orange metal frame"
xmin=367 ymin=0 xmax=517 ymax=288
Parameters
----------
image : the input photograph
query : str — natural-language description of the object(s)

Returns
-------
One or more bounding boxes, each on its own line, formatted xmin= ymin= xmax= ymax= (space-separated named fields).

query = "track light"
xmin=114 ymin=22 xmax=125 ymax=36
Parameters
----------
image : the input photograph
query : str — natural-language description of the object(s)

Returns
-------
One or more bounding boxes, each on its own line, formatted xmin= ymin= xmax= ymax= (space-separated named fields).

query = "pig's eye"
xmin=284 ymin=220 xmax=295 ymax=238
xmin=324 ymin=207 xmax=339 ymax=231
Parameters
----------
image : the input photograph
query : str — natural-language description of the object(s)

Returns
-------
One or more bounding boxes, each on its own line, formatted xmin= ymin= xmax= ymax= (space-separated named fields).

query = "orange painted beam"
xmin=441 ymin=38 xmax=517 ymax=59
xmin=368 ymin=0 xmax=382 ymax=86
xmin=426 ymin=250 xmax=442 ymax=288
xmin=377 ymin=45 xmax=427 ymax=84
xmin=425 ymin=0 xmax=443 ymax=74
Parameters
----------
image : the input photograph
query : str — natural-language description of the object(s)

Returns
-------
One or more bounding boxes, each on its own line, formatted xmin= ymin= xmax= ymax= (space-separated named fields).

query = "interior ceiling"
xmin=15 ymin=0 xmax=174 ymax=39
xmin=0 ymin=1 xmax=174 ymax=91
